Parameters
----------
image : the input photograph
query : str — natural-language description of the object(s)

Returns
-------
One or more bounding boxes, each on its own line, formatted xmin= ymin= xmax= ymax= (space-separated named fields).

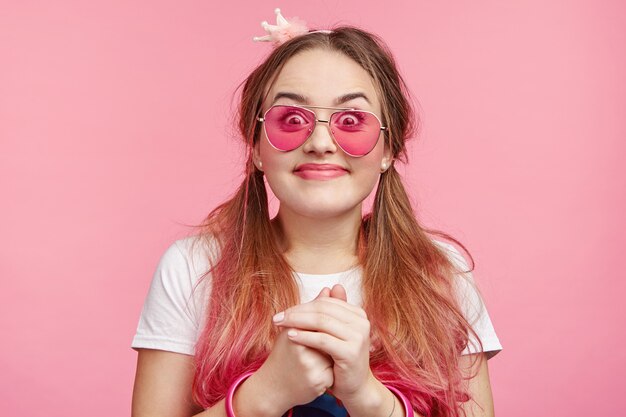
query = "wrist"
xmin=340 ymin=373 xmax=388 ymax=417
xmin=340 ymin=373 xmax=414 ymax=417
xmin=232 ymin=369 xmax=290 ymax=417
xmin=230 ymin=370 xmax=289 ymax=417
xmin=384 ymin=385 xmax=414 ymax=417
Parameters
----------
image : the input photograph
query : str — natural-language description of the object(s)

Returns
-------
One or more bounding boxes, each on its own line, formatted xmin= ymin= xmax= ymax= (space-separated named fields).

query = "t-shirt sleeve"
xmin=131 ymin=238 xmax=209 ymax=355
xmin=436 ymin=241 xmax=503 ymax=359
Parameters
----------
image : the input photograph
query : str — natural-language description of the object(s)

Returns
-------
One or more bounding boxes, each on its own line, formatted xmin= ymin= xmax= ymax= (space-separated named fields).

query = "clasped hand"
xmin=271 ymin=284 xmax=374 ymax=407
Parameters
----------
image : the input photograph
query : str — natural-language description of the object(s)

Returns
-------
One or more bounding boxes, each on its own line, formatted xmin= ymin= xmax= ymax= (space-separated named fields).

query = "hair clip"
xmin=252 ymin=8 xmax=312 ymax=46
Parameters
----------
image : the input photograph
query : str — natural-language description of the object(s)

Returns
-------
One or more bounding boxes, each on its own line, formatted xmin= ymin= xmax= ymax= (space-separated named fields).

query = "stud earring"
xmin=381 ymin=162 xmax=388 ymax=172
xmin=257 ymin=160 xmax=263 ymax=171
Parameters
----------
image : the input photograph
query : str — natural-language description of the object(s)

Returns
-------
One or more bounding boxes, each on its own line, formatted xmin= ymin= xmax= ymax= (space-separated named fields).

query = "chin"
xmin=293 ymin=202 xmax=361 ymax=219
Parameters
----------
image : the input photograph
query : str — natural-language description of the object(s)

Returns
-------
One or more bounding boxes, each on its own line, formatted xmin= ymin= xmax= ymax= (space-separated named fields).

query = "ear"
xmin=252 ymin=142 xmax=263 ymax=171
xmin=381 ymin=142 xmax=393 ymax=172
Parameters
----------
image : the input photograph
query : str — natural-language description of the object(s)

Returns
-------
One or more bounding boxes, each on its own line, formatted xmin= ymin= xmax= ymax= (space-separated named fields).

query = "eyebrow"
xmin=272 ymin=91 xmax=372 ymax=106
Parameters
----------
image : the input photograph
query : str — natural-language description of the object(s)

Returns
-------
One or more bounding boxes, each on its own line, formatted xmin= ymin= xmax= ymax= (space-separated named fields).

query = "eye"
xmin=268 ymin=106 xmax=313 ymax=132
xmin=283 ymin=113 xmax=307 ymax=125
xmin=277 ymin=108 xmax=312 ymax=126
xmin=335 ymin=111 xmax=367 ymax=129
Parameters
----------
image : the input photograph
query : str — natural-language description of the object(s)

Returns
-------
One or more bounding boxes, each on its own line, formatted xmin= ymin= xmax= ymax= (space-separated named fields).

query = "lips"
xmin=293 ymin=163 xmax=348 ymax=180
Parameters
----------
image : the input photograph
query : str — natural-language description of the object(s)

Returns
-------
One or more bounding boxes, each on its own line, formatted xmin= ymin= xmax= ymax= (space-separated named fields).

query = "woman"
xmin=131 ymin=10 xmax=502 ymax=417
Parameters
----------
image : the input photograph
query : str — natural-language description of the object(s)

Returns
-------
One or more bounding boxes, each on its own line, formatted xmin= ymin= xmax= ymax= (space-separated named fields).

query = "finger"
xmin=276 ymin=298 xmax=363 ymax=324
xmin=276 ymin=311 xmax=361 ymax=341
xmin=329 ymin=284 xmax=347 ymax=302
xmin=286 ymin=328 xmax=356 ymax=361
xmin=315 ymin=287 xmax=331 ymax=300
xmin=313 ymin=296 xmax=368 ymax=319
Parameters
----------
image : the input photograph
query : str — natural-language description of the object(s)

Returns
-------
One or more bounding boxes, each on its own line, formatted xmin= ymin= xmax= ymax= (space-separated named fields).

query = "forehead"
xmin=263 ymin=48 xmax=380 ymax=111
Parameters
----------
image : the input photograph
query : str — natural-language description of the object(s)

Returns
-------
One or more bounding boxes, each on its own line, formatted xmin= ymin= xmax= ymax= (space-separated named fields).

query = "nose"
xmin=301 ymin=118 xmax=338 ymax=155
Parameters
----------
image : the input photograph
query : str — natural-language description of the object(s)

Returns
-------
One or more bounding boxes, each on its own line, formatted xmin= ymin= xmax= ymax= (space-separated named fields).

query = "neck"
xmin=272 ymin=206 xmax=362 ymax=274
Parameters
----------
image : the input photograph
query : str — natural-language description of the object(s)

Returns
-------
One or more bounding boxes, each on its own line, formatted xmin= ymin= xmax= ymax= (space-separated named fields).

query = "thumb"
xmin=329 ymin=284 xmax=347 ymax=302
xmin=314 ymin=287 xmax=331 ymax=300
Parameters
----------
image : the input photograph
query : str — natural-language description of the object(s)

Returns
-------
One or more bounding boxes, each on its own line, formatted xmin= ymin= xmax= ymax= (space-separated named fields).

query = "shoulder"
xmin=154 ymin=235 xmax=220 ymax=288
xmin=153 ymin=234 xmax=223 ymax=309
xmin=164 ymin=234 xmax=219 ymax=270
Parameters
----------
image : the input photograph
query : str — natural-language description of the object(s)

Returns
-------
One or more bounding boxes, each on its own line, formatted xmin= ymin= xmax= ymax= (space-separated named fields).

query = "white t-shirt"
xmin=131 ymin=236 xmax=503 ymax=359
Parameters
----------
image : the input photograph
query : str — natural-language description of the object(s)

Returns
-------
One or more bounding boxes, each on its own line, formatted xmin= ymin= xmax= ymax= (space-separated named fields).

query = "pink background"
xmin=1 ymin=1 xmax=624 ymax=416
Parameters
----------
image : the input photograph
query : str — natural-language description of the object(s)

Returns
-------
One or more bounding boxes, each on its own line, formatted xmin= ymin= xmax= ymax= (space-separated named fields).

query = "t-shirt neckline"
xmin=294 ymin=265 xmax=361 ymax=278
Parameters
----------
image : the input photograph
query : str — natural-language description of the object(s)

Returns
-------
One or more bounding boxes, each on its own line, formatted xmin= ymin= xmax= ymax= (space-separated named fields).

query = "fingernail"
xmin=273 ymin=312 xmax=284 ymax=323
xmin=287 ymin=329 xmax=298 ymax=338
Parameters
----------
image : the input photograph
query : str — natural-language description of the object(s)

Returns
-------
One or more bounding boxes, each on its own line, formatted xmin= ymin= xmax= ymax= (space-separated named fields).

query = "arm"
xmin=131 ymin=349 xmax=281 ymax=417
xmin=131 ymin=349 xmax=204 ymax=417
xmin=458 ymin=353 xmax=495 ymax=417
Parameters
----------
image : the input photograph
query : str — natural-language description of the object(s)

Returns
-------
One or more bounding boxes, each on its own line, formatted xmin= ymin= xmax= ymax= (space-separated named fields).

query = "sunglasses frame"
xmin=257 ymin=104 xmax=388 ymax=157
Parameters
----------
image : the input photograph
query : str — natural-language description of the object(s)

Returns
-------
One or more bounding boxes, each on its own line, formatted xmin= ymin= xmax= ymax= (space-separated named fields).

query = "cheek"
xmin=355 ymin=143 xmax=386 ymax=188
xmin=351 ymin=153 xmax=384 ymax=190
xmin=258 ymin=138 xmax=296 ymax=198
xmin=359 ymin=141 xmax=385 ymax=172
xmin=357 ymin=162 xmax=383 ymax=192
xmin=259 ymin=137 xmax=290 ymax=172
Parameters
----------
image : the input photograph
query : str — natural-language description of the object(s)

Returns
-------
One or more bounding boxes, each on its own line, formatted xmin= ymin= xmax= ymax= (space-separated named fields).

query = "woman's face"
xmin=254 ymin=48 xmax=392 ymax=220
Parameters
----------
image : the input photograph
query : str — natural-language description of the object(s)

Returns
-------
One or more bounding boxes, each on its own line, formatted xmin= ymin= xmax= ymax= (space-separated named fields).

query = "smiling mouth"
xmin=294 ymin=163 xmax=348 ymax=172
xmin=293 ymin=165 xmax=348 ymax=180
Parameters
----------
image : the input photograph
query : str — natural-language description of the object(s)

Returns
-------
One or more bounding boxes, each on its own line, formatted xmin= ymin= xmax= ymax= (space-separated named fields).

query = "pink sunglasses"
xmin=257 ymin=104 xmax=387 ymax=157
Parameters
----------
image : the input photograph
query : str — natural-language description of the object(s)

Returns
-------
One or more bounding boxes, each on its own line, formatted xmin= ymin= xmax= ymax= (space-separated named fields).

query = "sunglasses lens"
xmin=262 ymin=106 xmax=382 ymax=156
xmin=330 ymin=111 xmax=382 ymax=157
xmin=263 ymin=106 xmax=314 ymax=151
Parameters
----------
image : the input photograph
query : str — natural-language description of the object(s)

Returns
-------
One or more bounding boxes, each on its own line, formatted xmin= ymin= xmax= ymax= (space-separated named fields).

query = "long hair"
xmin=189 ymin=27 xmax=484 ymax=417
